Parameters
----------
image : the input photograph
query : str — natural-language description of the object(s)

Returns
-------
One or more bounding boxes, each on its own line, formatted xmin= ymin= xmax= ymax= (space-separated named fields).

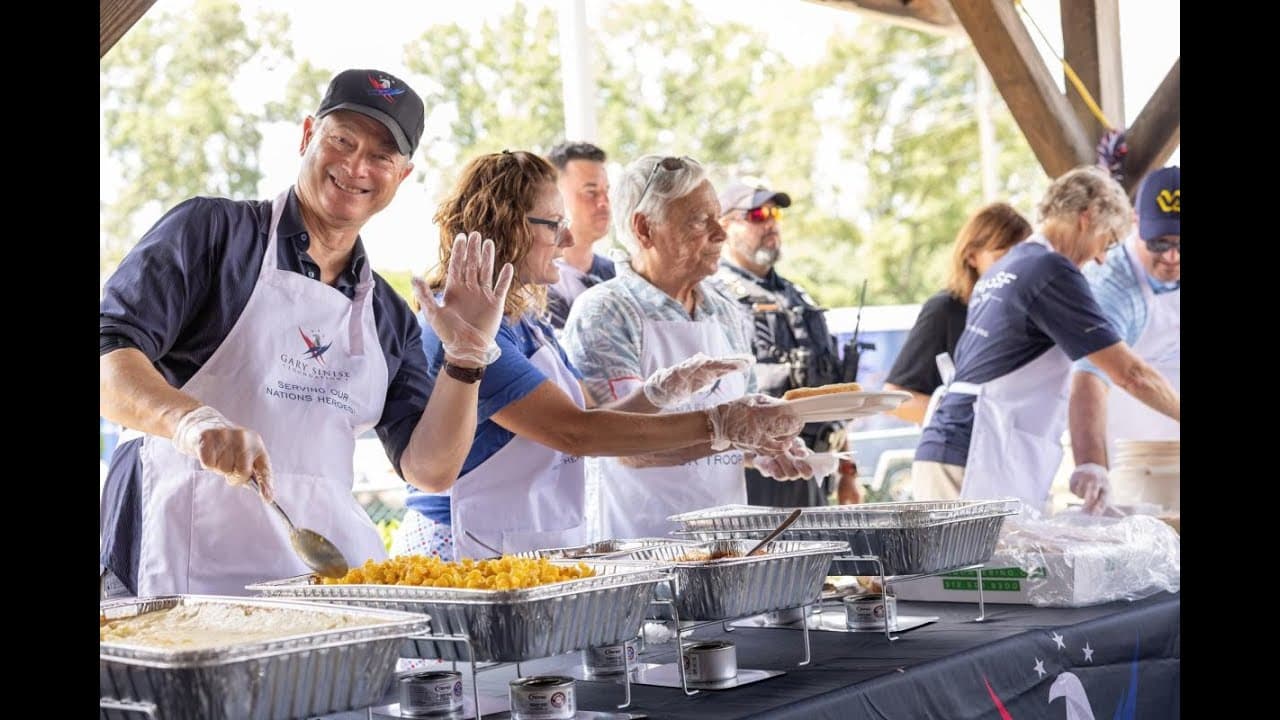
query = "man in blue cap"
xmin=1067 ymin=166 xmax=1180 ymax=509
xmin=100 ymin=69 xmax=513 ymax=597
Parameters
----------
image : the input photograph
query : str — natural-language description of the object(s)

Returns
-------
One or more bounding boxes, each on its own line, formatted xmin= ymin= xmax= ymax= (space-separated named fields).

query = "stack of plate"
xmin=1110 ymin=439 xmax=1179 ymax=511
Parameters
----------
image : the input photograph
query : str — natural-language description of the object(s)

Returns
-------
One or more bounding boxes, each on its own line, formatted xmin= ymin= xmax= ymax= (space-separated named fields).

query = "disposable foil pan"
xmin=599 ymin=539 xmax=849 ymax=620
xmin=247 ymin=562 xmax=671 ymax=663
xmin=516 ymin=537 xmax=698 ymax=560
xmin=668 ymin=499 xmax=1020 ymax=576
xmin=99 ymin=595 xmax=431 ymax=720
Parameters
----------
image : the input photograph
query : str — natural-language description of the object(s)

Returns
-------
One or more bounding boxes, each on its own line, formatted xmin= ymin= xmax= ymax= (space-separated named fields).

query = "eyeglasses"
xmin=736 ymin=205 xmax=783 ymax=223
xmin=1143 ymin=236 xmax=1180 ymax=254
xmin=636 ymin=156 xmax=699 ymax=209
xmin=527 ymin=216 xmax=572 ymax=246
xmin=1104 ymin=230 xmax=1121 ymax=252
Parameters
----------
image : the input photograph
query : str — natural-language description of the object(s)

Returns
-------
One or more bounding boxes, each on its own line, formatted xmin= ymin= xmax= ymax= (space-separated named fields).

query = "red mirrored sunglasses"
xmin=741 ymin=205 xmax=783 ymax=223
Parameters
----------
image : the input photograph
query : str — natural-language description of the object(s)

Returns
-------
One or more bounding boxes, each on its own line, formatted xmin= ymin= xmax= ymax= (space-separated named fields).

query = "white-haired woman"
xmin=912 ymin=166 xmax=1179 ymax=515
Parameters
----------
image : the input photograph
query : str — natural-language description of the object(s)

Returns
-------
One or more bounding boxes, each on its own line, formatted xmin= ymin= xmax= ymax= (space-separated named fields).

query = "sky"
xmin=102 ymin=0 xmax=1180 ymax=273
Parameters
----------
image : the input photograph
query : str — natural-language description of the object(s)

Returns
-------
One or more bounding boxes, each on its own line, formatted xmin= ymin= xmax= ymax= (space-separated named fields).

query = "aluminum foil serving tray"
xmin=599 ymin=539 xmax=849 ymax=620
xmin=515 ymin=537 xmax=698 ymax=559
xmin=100 ymin=595 xmax=431 ymax=720
xmin=247 ymin=561 xmax=671 ymax=663
xmin=668 ymin=499 xmax=1021 ymax=576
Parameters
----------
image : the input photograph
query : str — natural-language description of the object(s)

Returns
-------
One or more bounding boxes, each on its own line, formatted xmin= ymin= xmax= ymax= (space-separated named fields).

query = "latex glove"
xmin=642 ymin=352 xmax=754 ymax=408
xmin=1069 ymin=462 xmax=1112 ymax=515
xmin=753 ymin=438 xmax=838 ymax=481
xmin=171 ymin=405 xmax=274 ymax=501
xmin=705 ymin=394 xmax=803 ymax=454
xmin=414 ymin=232 xmax=515 ymax=367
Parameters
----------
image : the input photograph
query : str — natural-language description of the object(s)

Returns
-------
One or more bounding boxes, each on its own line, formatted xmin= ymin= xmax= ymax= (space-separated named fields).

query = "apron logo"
xmin=299 ymin=328 xmax=332 ymax=365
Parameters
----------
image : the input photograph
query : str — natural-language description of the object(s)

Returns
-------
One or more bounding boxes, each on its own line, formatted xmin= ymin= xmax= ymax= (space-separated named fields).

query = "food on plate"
xmin=783 ymin=382 xmax=863 ymax=401
xmin=100 ymin=603 xmax=377 ymax=650
xmin=320 ymin=555 xmax=594 ymax=590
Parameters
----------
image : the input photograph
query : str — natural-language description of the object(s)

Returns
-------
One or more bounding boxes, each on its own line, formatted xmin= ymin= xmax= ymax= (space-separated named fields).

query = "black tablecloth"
xmin=480 ymin=592 xmax=1180 ymax=719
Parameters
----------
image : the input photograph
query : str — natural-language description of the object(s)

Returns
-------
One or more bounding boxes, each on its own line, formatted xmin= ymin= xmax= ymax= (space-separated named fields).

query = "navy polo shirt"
xmin=915 ymin=240 xmax=1121 ymax=467
xmin=100 ymin=189 xmax=433 ymax=591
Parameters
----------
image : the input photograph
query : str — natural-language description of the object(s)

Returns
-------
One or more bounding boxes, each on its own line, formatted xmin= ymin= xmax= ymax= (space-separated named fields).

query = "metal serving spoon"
xmin=745 ymin=508 xmax=804 ymax=557
xmin=247 ymin=476 xmax=349 ymax=579
xmin=463 ymin=529 xmax=505 ymax=558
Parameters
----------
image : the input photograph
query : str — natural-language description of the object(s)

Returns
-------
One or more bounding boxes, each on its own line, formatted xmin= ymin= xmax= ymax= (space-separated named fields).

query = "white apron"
xmin=954 ymin=238 xmax=1073 ymax=512
xmin=921 ymin=352 xmax=956 ymax=428
xmin=1104 ymin=237 xmax=1180 ymax=458
xmin=449 ymin=327 xmax=590 ymax=560
xmin=597 ymin=296 xmax=748 ymax=539
xmin=137 ymin=190 xmax=389 ymax=596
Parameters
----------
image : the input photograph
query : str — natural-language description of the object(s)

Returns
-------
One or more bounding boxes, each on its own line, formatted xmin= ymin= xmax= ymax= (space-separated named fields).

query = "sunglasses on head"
xmin=637 ymin=156 xmax=700 ymax=207
xmin=1143 ymin=236 xmax=1180 ymax=254
xmin=737 ymin=205 xmax=783 ymax=223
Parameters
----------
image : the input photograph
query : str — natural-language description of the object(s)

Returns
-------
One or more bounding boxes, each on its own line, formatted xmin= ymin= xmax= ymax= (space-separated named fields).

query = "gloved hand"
xmin=1069 ymin=462 xmax=1112 ymax=515
xmin=171 ymin=405 xmax=274 ymax=501
xmin=414 ymin=232 xmax=515 ymax=367
xmin=642 ymin=352 xmax=754 ymax=408
xmin=752 ymin=438 xmax=839 ymax=481
xmin=705 ymin=394 xmax=803 ymax=454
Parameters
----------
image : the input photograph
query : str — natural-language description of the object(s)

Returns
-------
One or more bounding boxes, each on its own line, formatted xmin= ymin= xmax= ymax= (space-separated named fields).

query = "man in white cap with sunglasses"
xmin=715 ymin=181 xmax=860 ymax=507
xmin=1067 ymin=166 xmax=1180 ymax=510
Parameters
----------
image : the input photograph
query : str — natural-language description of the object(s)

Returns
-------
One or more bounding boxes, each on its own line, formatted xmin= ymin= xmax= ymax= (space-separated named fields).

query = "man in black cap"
xmin=714 ymin=182 xmax=860 ymax=507
xmin=99 ymin=69 xmax=514 ymax=597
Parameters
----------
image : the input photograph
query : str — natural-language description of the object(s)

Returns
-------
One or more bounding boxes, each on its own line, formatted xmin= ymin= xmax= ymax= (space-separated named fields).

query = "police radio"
xmin=840 ymin=280 xmax=875 ymax=384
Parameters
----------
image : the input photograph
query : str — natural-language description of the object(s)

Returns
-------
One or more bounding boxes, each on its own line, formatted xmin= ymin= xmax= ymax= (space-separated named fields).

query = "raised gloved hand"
xmin=171 ymin=405 xmax=274 ymax=501
xmin=1069 ymin=462 xmax=1112 ymax=515
xmin=642 ymin=352 xmax=754 ymax=408
xmin=705 ymin=394 xmax=803 ymax=455
xmin=414 ymin=232 xmax=515 ymax=367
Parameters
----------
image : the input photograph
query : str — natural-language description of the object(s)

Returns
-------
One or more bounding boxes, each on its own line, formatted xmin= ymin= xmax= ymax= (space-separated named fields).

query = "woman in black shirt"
xmin=884 ymin=203 xmax=1032 ymax=424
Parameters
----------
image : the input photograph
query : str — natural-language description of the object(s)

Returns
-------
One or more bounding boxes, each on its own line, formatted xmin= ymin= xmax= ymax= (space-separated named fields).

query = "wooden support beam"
xmin=101 ymin=0 xmax=157 ymax=59
xmin=1060 ymin=0 xmax=1124 ymax=143
xmin=1122 ymin=58 xmax=1180 ymax=195
xmin=949 ymin=0 xmax=1094 ymax=178
xmin=803 ymin=0 xmax=964 ymax=36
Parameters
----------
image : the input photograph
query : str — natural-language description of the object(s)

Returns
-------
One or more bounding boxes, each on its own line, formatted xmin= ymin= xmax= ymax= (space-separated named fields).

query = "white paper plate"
xmin=783 ymin=390 xmax=911 ymax=423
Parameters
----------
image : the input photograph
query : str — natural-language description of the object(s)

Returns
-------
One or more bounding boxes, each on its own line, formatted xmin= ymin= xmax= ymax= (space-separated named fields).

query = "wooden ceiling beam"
xmin=948 ymin=0 xmax=1093 ymax=178
xmin=803 ymin=0 xmax=964 ymax=36
xmin=101 ymin=0 xmax=157 ymax=59
xmin=1060 ymin=0 xmax=1124 ymax=144
xmin=1121 ymin=58 xmax=1180 ymax=195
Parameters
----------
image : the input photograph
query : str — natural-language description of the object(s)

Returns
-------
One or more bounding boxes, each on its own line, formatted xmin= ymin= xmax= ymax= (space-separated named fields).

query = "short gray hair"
xmin=612 ymin=154 xmax=709 ymax=255
xmin=1037 ymin=165 xmax=1132 ymax=237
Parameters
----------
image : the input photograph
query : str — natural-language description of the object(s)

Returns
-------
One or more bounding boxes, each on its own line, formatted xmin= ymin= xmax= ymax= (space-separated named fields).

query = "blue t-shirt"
xmin=1073 ymin=241 xmax=1180 ymax=386
xmin=915 ymin=239 xmax=1121 ymax=466
xmin=405 ymin=312 xmax=582 ymax=523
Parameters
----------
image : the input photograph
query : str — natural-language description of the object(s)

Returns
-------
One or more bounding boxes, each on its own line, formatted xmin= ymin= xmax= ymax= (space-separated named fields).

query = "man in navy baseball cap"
xmin=1135 ymin=165 xmax=1180 ymax=245
xmin=1067 ymin=163 xmax=1180 ymax=512
xmin=316 ymin=68 xmax=425 ymax=158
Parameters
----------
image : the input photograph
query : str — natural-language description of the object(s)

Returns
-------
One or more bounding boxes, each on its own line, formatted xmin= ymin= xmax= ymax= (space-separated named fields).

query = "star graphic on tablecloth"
xmin=1033 ymin=657 xmax=1046 ymax=678
xmin=1051 ymin=631 xmax=1066 ymax=650
xmin=1083 ymin=642 xmax=1094 ymax=662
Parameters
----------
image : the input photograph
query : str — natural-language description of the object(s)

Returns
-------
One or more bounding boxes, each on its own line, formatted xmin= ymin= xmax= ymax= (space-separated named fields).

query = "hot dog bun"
xmin=782 ymin=382 xmax=862 ymax=401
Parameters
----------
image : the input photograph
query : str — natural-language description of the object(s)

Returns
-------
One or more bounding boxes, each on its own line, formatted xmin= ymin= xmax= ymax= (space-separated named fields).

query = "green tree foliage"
xmin=404 ymin=5 xmax=565 ymax=183
xmin=807 ymin=27 xmax=1043 ymax=305
xmin=396 ymin=0 xmax=1042 ymax=307
xmin=100 ymin=0 xmax=325 ymax=276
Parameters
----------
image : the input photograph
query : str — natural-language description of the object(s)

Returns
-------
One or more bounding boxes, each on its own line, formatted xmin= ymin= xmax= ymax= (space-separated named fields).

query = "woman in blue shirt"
xmin=393 ymin=151 xmax=805 ymax=560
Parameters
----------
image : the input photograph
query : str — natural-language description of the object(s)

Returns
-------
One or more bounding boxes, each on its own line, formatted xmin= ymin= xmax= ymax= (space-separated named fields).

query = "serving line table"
xmin=323 ymin=591 xmax=1179 ymax=720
